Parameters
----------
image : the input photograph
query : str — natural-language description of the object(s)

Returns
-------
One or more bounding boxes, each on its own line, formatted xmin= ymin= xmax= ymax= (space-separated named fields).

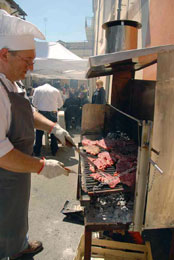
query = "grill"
xmin=77 ymin=104 xmax=139 ymax=211
xmin=76 ymin=45 xmax=174 ymax=260
xmin=76 ymin=102 xmax=154 ymax=230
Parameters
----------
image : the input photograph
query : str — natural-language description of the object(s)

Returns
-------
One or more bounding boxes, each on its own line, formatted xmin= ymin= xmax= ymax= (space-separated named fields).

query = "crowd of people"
xmin=28 ymin=79 xmax=106 ymax=155
xmin=31 ymin=79 xmax=106 ymax=132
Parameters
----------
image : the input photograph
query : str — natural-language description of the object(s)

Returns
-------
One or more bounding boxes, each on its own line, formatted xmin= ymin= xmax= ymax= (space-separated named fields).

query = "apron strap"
xmin=0 ymin=78 xmax=10 ymax=94
xmin=0 ymin=78 xmax=25 ymax=97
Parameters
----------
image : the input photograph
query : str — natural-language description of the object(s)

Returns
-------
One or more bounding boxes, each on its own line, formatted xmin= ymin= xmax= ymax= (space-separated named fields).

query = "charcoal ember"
xmin=123 ymin=144 xmax=138 ymax=153
xmin=86 ymin=193 xmax=133 ymax=223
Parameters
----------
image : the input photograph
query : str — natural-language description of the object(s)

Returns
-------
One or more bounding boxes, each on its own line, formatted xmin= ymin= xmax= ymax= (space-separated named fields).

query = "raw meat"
xmin=116 ymin=159 xmax=137 ymax=173
xmin=98 ymin=151 xmax=114 ymax=165
xmin=88 ymin=152 xmax=114 ymax=172
xmin=120 ymin=171 xmax=136 ymax=187
xmin=82 ymin=138 xmax=97 ymax=146
xmin=83 ymin=145 xmax=100 ymax=155
xmin=96 ymin=138 xmax=116 ymax=150
xmin=83 ymin=135 xmax=138 ymax=188
xmin=114 ymin=170 xmax=136 ymax=187
xmin=90 ymin=172 xmax=121 ymax=188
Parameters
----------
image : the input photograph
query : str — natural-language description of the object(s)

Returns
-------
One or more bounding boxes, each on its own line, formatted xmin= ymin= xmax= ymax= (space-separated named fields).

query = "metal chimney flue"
xmin=102 ymin=20 xmax=142 ymax=53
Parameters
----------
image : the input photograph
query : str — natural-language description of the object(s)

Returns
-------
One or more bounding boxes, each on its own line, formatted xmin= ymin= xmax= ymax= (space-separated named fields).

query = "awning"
xmin=86 ymin=44 xmax=174 ymax=78
xmin=30 ymin=41 xmax=88 ymax=80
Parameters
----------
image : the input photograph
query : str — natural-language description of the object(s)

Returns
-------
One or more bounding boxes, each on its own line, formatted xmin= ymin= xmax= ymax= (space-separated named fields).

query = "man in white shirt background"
xmin=32 ymin=83 xmax=64 ymax=156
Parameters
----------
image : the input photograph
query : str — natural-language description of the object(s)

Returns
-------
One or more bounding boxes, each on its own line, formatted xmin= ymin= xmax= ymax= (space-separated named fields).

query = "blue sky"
xmin=15 ymin=0 xmax=93 ymax=42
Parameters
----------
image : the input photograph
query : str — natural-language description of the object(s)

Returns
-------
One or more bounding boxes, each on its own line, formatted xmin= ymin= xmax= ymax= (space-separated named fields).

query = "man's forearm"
xmin=33 ymin=110 xmax=55 ymax=132
xmin=0 ymin=148 xmax=43 ymax=173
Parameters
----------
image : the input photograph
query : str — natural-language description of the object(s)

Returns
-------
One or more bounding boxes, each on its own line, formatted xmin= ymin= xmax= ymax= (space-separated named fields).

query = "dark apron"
xmin=0 ymin=79 xmax=34 ymax=258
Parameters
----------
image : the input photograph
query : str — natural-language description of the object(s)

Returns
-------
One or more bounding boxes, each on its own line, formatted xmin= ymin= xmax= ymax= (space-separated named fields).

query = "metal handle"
xmin=149 ymin=159 xmax=163 ymax=174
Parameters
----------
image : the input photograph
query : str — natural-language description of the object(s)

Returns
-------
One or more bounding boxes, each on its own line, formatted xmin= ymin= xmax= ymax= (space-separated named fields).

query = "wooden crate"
xmin=74 ymin=235 xmax=153 ymax=260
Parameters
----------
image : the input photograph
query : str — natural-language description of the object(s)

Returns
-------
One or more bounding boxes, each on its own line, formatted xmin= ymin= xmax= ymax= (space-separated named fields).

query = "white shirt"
xmin=32 ymin=83 xmax=63 ymax=111
xmin=0 ymin=73 xmax=28 ymax=157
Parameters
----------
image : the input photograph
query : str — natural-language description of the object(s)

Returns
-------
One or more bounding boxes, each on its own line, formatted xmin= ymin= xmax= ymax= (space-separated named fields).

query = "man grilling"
xmin=0 ymin=10 xmax=75 ymax=260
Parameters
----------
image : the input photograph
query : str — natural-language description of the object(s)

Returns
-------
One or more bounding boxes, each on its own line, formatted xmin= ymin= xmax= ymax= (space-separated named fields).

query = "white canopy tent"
xmin=30 ymin=41 xmax=88 ymax=80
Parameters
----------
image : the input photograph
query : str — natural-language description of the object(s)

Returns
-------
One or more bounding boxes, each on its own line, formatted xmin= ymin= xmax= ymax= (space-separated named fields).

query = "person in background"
xmin=79 ymin=92 xmax=89 ymax=126
xmin=63 ymin=90 xmax=81 ymax=130
xmin=0 ymin=10 xmax=75 ymax=260
xmin=32 ymin=83 xmax=64 ymax=156
xmin=92 ymin=79 xmax=106 ymax=104
xmin=61 ymin=84 xmax=69 ymax=101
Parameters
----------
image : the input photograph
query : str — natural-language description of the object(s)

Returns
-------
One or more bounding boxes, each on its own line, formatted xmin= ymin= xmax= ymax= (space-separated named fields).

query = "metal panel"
xmin=81 ymin=104 xmax=105 ymax=135
xmin=145 ymin=50 xmax=174 ymax=229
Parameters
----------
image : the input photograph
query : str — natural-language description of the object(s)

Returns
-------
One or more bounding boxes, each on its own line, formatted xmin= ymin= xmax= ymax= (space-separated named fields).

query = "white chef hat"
xmin=0 ymin=9 xmax=45 ymax=51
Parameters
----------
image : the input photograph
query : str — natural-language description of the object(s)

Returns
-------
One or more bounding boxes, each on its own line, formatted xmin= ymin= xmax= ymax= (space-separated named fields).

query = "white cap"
xmin=0 ymin=9 xmax=45 ymax=51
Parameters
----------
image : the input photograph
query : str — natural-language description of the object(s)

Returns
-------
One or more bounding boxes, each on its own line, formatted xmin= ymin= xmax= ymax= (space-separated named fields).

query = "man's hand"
xmin=38 ymin=159 xmax=69 ymax=178
xmin=51 ymin=123 xmax=75 ymax=146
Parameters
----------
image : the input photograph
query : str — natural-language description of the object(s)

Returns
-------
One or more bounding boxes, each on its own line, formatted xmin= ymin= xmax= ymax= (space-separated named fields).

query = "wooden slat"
xmin=74 ymin=236 xmax=153 ymax=260
xmin=91 ymin=247 xmax=145 ymax=260
xmin=145 ymin=241 xmax=153 ymax=260
xmin=92 ymin=238 xmax=147 ymax=252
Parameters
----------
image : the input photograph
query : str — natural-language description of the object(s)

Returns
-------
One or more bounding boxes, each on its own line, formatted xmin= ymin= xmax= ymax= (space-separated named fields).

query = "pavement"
xmin=16 ymin=128 xmax=172 ymax=260
xmin=22 ymin=129 xmax=83 ymax=260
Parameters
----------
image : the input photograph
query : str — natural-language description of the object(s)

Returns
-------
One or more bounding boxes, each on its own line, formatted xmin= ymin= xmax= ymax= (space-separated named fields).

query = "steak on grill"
xmin=83 ymin=145 xmax=100 ymax=155
xmin=90 ymin=172 xmax=121 ymax=188
xmin=82 ymin=138 xmax=97 ymax=146
xmin=88 ymin=152 xmax=114 ymax=172
xmin=90 ymin=170 xmax=136 ymax=188
xmin=116 ymin=159 xmax=137 ymax=173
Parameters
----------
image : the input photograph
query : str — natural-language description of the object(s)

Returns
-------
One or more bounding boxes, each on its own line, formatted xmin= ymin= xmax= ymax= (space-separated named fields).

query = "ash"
xmin=85 ymin=192 xmax=134 ymax=224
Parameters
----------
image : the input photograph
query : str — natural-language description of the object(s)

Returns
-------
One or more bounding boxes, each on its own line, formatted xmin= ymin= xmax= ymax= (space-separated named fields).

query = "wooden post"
xmin=84 ymin=227 xmax=92 ymax=260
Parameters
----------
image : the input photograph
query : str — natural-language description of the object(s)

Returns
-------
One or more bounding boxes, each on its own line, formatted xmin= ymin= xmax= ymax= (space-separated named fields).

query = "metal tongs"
xmin=65 ymin=139 xmax=108 ymax=176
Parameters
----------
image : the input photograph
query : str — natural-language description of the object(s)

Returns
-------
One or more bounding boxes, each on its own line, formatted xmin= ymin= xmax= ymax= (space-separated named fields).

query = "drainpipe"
xmin=126 ymin=0 xmax=130 ymax=19
xmin=95 ymin=0 xmax=101 ymax=55
xmin=117 ymin=0 xmax=122 ymax=20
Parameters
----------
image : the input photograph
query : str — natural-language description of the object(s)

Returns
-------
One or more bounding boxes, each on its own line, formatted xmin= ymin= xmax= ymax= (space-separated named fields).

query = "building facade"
xmin=92 ymin=0 xmax=174 ymax=84
xmin=0 ymin=0 xmax=26 ymax=18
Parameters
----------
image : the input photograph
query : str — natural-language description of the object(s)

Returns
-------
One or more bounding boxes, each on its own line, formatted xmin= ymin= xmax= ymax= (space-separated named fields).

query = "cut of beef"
xmin=120 ymin=171 xmax=136 ymax=187
xmin=82 ymin=134 xmax=138 ymax=190
xmin=116 ymin=159 xmax=137 ymax=173
xmin=90 ymin=172 xmax=121 ymax=188
xmin=82 ymin=138 xmax=97 ymax=146
xmin=90 ymin=169 xmax=136 ymax=189
xmin=98 ymin=151 xmax=114 ymax=165
xmin=88 ymin=152 xmax=114 ymax=172
xmin=83 ymin=145 xmax=100 ymax=155
xmin=96 ymin=138 xmax=116 ymax=150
